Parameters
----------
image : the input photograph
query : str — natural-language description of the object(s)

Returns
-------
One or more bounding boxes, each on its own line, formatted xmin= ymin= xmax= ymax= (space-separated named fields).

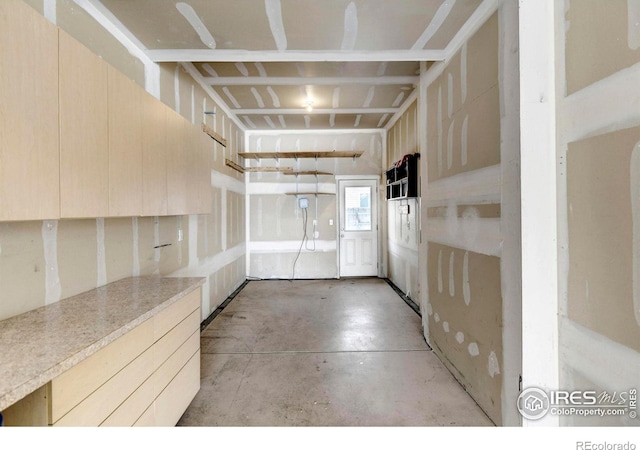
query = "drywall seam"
xmin=190 ymin=85 xmax=195 ymax=123
xmin=96 ymin=218 xmax=106 ymax=286
xmin=221 ymin=189 xmax=227 ymax=251
xmin=447 ymin=120 xmax=454 ymax=169
xmin=42 ymin=220 xmax=61 ymax=305
xmin=387 ymin=240 xmax=419 ymax=267
xmin=463 ymin=250 xmax=470 ymax=305
xmin=265 ymin=0 xmax=287 ymax=51
xmin=632 ymin=141 xmax=640 ymax=326
xmin=267 ymin=87 xmax=280 ymax=107
xmin=412 ymin=0 xmax=457 ymax=49
xmin=251 ymin=87 xmax=265 ymax=108
xmin=559 ymin=62 xmax=640 ymax=144
xmin=448 ymin=250 xmax=455 ymax=296
xmin=427 ymin=218 xmax=502 ymax=257
xmin=132 ymin=217 xmax=140 ymax=276
xmin=341 ymin=2 xmax=358 ymax=51
xmin=174 ymin=65 xmax=181 ymax=114
xmin=629 ymin=0 xmax=640 ymax=50
xmin=447 ymin=73 xmax=454 ymax=118
xmin=461 ymin=115 xmax=469 ymax=166
xmin=189 ymin=215 xmax=198 ymax=269
xmin=437 ymin=86 xmax=443 ymax=176
xmin=385 ymin=91 xmax=418 ymax=131
xmin=247 ymin=182 xmax=336 ymax=195
xmin=560 ymin=317 xmax=640 ymax=394
xmin=168 ymin=242 xmax=245 ymax=278
xmin=425 ymin=164 xmax=501 ymax=206
xmin=176 ymin=2 xmax=216 ymax=49
xmin=461 ymin=42 xmax=468 ymax=103
xmin=153 ymin=217 xmax=160 ymax=271
xmin=212 ymin=169 xmax=245 ymax=194
xmin=488 ymin=351 xmax=500 ymax=377
xmin=437 ymin=247 xmax=444 ymax=294
xmin=250 ymin=240 xmax=336 ymax=253
xmin=177 ymin=216 xmax=183 ymax=265
xmin=44 ymin=0 xmax=56 ymax=23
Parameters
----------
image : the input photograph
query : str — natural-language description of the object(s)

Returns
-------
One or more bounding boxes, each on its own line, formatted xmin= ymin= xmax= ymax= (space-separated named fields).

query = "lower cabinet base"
xmin=134 ymin=351 xmax=200 ymax=427
xmin=2 ymin=287 xmax=202 ymax=427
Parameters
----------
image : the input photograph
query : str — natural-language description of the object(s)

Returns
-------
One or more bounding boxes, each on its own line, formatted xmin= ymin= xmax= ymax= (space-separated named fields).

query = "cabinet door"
xmin=59 ymin=31 xmax=109 ymax=218
xmin=0 ymin=0 xmax=60 ymax=221
xmin=108 ymin=66 xmax=143 ymax=216
xmin=142 ymin=93 xmax=168 ymax=216
xmin=166 ymin=112 xmax=189 ymax=215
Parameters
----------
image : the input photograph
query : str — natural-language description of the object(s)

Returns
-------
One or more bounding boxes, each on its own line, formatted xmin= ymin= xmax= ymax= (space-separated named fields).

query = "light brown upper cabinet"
xmin=59 ymin=31 xmax=109 ymax=219
xmin=0 ymin=0 xmax=60 ymax=221
xmin=108 ymin=66 xmax=143 ymax=216
xmin=142 ymin=92 xmax=168 ymax=217
xmin=166 ymin=112 xmax=189 ymax=216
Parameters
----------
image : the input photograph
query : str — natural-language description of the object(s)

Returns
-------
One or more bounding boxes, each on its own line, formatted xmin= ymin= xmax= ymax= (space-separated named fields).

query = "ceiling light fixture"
xmin=304 ymin=98 xmax=314 ymax=112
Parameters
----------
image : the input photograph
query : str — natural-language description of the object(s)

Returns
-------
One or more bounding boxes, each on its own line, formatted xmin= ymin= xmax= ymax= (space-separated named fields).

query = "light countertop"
xmin=0 ymin=276 xmax=205 ymax=411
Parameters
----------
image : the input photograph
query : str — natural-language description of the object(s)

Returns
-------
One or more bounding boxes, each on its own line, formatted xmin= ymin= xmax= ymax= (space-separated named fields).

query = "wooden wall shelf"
xmin=244 ymin=167 xmax=294 ymax=173
xmin=224 ymin=159 xmax=244 ymax=173
xmin=238 ymin=151 xmax=363 ymax=160
xmin=283 ymin=171 xmax=333 ymax=176
xmin=285 ymin=192 xmax=336 ymax=196
xmin=202 ymin=123 xmax=227 ymax=147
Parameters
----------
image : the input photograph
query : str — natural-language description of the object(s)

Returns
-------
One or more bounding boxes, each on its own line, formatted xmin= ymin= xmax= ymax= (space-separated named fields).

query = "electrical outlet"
xmin=313 ymin=219 xmax=317 ymax=226
xmin=329 ymin=219 xmax=334 ymax=226
xmin=178 ymin=229 xmax=183 ymax=242
xmin=314 ymin=231 xmax=320 ymax=239
xmin=298 ymin=197 xmax=309 ymax=209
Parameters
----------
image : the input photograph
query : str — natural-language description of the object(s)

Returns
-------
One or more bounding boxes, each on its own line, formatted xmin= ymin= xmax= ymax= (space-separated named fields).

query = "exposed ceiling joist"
xmin=146 ymin=49 xmax=447 ymax=63
xmin=204 ymin=76 xmax=419 ymax=86
xmin=233 ymin=108 xmax=398 ymax=115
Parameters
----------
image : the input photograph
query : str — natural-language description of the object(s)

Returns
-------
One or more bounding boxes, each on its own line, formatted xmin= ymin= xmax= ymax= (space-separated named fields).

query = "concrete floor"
xmin=178 ymin=278 xmax=493 ymax=426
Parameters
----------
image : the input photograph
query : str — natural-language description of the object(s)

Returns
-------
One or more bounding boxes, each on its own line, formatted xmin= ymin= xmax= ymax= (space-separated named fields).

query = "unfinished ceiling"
xmin=97 ymin=0 xmax=486 ymax=130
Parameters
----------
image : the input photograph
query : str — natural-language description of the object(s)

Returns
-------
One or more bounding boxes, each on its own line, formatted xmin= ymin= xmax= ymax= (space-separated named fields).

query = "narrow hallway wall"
xmin=419 ymin=0 xmax=521 ymax=425
xmin=386 ymin=101 xmax=420 ymax=303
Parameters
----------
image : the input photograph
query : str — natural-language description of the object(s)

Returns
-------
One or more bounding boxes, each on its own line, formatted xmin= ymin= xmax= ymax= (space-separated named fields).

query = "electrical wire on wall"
xmin=291 ymin=198 xmax=316 ymax=279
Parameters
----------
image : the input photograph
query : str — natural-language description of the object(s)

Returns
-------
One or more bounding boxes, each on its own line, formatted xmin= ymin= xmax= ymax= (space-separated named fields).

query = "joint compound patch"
xmin=437 ymin=249 xmax=443 ymax=293
xmin=488 ymin=351 xmax=500 ymax=378
xmin=629 ymin=0 xmax=640 ymax=50
xmin=456 ymin=331 xmax=465 ymax=344
xmin=632 ymin=141 xmax=640 ymax=326
xmin=463 ymin=251 xmax=471 ymax=305
xmin=434 ymin=312 xmax=440 ymax=323
xmin=443 ymin=321 xmax=450 ymax=333
xmin=448 ymin=250 xmax=455 ymax=297
xmin=42 ymin=220 xmax=61 ymax=305
xmin=427 ymin=303 xmax=433 ymax=316
xmin=468 ymin=342 xmax=479 ymax=356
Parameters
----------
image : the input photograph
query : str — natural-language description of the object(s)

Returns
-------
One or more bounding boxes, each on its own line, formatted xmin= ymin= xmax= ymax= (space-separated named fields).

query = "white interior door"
xmin=338 ymin=179 xmax=378 ymax=277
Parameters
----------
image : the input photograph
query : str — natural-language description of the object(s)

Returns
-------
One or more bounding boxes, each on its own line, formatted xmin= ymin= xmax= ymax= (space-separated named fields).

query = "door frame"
xmin=335 ymin=175 xmax=382 ymax=278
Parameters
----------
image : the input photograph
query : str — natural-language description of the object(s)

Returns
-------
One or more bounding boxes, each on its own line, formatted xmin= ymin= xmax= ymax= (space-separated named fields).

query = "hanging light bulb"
xmin=304 ymin=98 xmax=314 ymax=112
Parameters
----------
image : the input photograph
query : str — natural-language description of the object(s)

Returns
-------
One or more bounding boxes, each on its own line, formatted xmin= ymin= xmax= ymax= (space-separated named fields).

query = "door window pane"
xmin=345 ymin=186 xmax=371 ymax=231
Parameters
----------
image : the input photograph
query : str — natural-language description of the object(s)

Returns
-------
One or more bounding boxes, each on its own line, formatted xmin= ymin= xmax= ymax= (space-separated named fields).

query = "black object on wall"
xmin=386 ymin=153 xmax=420 ymax=200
